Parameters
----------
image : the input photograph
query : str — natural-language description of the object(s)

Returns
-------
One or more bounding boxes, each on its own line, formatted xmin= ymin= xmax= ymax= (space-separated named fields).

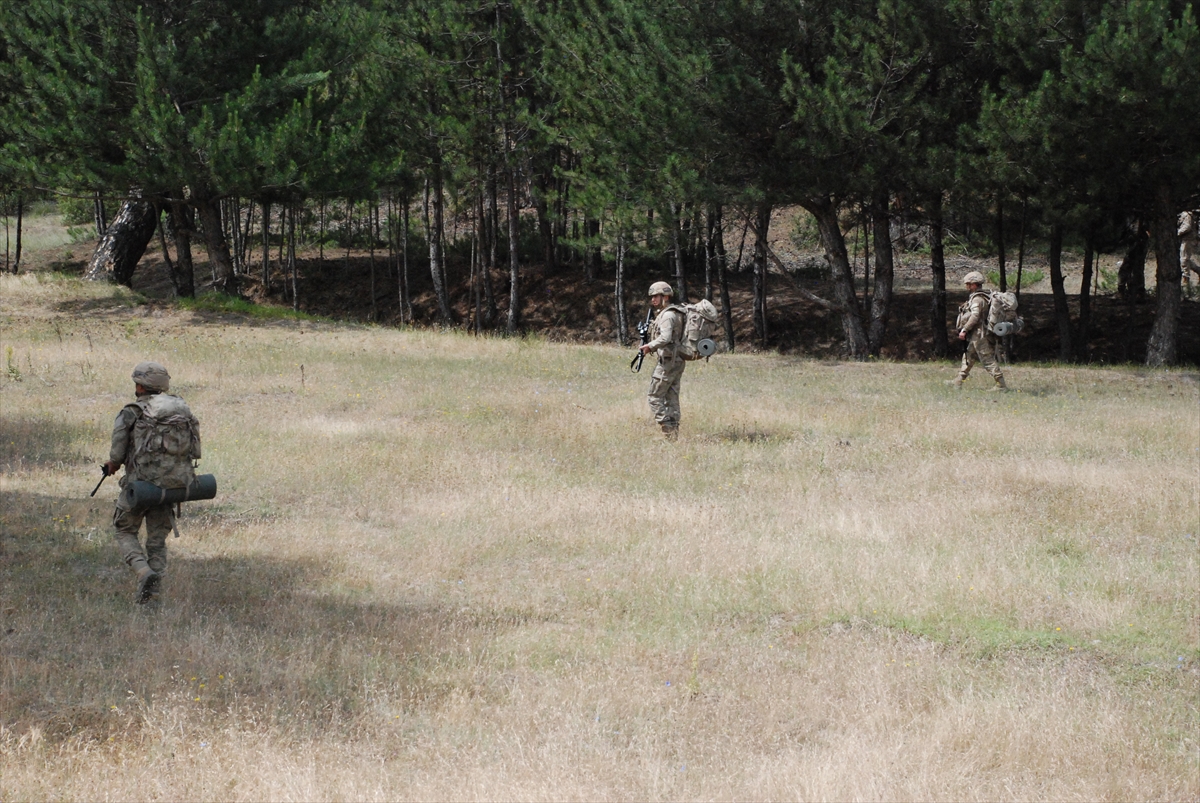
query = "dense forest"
xmin=1 ymin=0 xmax=1197 ymax=364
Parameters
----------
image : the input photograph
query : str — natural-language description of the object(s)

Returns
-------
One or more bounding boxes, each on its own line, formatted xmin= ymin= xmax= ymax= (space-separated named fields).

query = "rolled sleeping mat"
xmin=697 ymin=338 xmax=717 ymax=358
xmin=129 ymin=475 xmax=217 ymax=509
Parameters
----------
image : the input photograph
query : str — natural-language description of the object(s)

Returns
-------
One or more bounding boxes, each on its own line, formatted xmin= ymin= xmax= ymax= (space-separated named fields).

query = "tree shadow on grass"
xmin=0 ymin=486 xmax=504 ymax=746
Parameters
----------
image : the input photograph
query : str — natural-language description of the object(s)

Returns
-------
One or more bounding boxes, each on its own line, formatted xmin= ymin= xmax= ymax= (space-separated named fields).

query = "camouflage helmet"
xmin=131 ymin=361 xmax=170 ymax=392
xmin=963 ymin=271 xmax=986 ymax=285
xmin=648 ymin=281 xmax=673 ymax=297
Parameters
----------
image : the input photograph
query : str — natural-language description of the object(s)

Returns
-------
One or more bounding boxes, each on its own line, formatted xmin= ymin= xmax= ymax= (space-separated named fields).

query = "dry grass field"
xmin=1 ymin=266 xmax=1197 ymax=801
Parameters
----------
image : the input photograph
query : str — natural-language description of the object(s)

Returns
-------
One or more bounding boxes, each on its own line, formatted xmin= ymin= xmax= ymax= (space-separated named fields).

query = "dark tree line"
xmin=1 ymin=0 xmax=1196 ymax=364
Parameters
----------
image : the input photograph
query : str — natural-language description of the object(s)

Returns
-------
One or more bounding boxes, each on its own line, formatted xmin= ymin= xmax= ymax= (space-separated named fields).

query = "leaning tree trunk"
xmin=929 ymin=195 xmax=950 ymax=358
xmin=85 ymin=196 xmax=158 ymax=286
xmin=803 ymin=195 xmax=869 ymax=359
xmin=1048 ymin=223 xmax=1074 ymax=362
xmin=192 ymin=195 xmax=238 ymax=295
xmin=1145 ymin=185 xmax=1181 ymax=367
xmin=867 ymin=192 xmax=895 ymax=357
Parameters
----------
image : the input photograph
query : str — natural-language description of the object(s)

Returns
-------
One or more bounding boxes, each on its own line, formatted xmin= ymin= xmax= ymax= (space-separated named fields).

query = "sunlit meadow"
xmin=1 ymin=270 xmax=1197 ymax=801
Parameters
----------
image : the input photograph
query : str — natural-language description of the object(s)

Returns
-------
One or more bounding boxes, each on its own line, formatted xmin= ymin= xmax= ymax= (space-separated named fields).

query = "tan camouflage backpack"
xmin=986 ymin=291 xmax=1024 ymax=336
xmin=130 ymin=394 xmax=201 ymax=489
xmin=678 ymin=299 xmax=720 ymax=360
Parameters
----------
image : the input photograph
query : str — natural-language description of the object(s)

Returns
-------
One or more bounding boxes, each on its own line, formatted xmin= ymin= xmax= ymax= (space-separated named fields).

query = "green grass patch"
xmin=987 ymin=268 xmax=1045 ymax=287
xmin=178 ymin=292 xmax=324 ymax=321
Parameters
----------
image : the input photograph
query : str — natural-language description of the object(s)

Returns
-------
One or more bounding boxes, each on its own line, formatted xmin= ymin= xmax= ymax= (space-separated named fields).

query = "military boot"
xmin=661 ymin=425 xmax=679 ymax=441
xmin=135 ymin=565 xmax=161 ymax=604
xmin=987 ymin=376 xmax=1009 ymax=392
xmin=944 ymin=377 xmax=964 ymax=389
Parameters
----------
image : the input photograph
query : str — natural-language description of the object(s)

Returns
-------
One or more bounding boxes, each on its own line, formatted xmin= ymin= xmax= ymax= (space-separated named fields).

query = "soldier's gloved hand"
xmin=103 ymin=460 xmax=121 ymax=476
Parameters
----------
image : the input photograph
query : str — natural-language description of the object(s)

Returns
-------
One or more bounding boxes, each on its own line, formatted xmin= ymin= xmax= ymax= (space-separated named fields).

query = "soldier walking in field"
xmin=949 ymin=271 xmax=1008 ymax=391
xmin=639 ymin=281 xmax=688 ymax=439
xmin=104 ymin=361 xmax=202 ymax=604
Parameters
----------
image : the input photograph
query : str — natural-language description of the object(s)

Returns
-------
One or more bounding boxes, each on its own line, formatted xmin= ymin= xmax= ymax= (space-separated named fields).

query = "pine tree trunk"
xmin=428 ymin=163 xmax=452 ymax=325
xmin=193 ymin=195 xmax=238 ymax=295
xmin=1145 ymin=184 xmax=1181 ymax=367
xmin=1077 ymin=237 xmax=1094 ymax=363
xmin=995 ymin=197 xmax=1007 ymax=291
xmin=93 ymin=192 xmax=108 ymax=238
xmin=369 ymin=200 xmax=378 ymax=321
xmin=712 ymin=205 xmax=735 ymax=352
xmin=532 ymin=169 xmax=556 ymax=273
xmin=804 ymin=195 xmax=869 ymax=359
xmin=13 ymin=196 xmax=22 ymax=273
xmin=671 ymin=202 xmax=688 ymax=301
xmin=165 ymin=201 xmax=195 ymax=298
xmin=260 ymin=200 xmax=272 ymax=292
xmin=867 ymin=193 xmax=895 ymax=357
xmin=506 ymin=164 xmax=521 ymax=335
xmin=240 ymin=199 xmax=254 ymax=270
xmin=615 ymin=231 xmax=628 ymax=346
xmin=1118 ymin=225 xmax=1149 ymax=301
xmin=472 ymin=191 xmax=483 ymax=334
xmin=401 ymin=199 xmax=413 ymax=324
xmin=752 ymin=203 xmax=771 ymax=344
xmin=929 ymin=195 xmax=949 ymax=359
xmin=288 ymin=204 xmax=298 ymax=311
xmin=585 ymin=217 xmax=600 ymax=284
xmin=483 ymin=170 xmax=499 ymax=323
xmin=85 ymin=196 xmax=158 ymax=285
xmin=1048 ymin=223 xmax=1074 ymax=362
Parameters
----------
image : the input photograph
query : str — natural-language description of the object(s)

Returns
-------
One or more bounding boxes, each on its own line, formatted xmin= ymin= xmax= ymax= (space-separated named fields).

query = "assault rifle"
xmin=630 ymin=306 xmax=656 ymax=372
xmin=90 ymin=463 xmax=111 ymax=497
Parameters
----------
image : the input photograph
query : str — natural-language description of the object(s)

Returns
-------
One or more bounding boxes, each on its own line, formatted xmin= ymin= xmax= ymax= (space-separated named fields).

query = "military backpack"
xmin=130 ymin=394 xmax=201 ymax=489
xmin=986 ymin=291 xmax=1023 ymax=336
xmin=677 ymin=299 xmax=720 ymax=360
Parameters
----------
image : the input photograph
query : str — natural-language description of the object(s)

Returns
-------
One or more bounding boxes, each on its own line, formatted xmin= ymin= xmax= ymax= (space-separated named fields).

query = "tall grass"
xmin=1 ymin=272 xmax=1197 ymax=801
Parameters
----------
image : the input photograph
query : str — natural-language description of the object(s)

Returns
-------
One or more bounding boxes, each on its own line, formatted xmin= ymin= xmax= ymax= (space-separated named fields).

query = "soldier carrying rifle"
xmin=638 ymin=281 xmax=688 ymax=440
xmin=103 ymin=362 xmax=202 ymax=604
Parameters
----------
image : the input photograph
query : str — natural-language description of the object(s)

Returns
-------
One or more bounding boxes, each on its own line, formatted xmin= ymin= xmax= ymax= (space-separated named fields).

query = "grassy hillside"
xmin=1 ymin=270 xmax=1197 ymax=801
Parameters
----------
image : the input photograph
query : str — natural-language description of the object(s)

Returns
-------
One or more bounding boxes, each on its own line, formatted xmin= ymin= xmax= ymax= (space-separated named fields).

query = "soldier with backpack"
xmin=949 ymin=271 xmax=1009 ymax=391
xmin=638 ymin=281 xmax=689 ymax=440
xmin=104 ymin=361 xmax=202 ymax=604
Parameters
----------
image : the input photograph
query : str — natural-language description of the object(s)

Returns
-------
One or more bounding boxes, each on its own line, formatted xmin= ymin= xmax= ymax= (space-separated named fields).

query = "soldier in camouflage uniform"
xmin=639 ymin=281 xmax=688 ymax=440
xmin=949 ymin=271 xmax=1008 ymax=391
xmin=1180 ymin=211 xmax=1200 ymax=293
xmin=104 ymin=362 xmax=193 ymax=603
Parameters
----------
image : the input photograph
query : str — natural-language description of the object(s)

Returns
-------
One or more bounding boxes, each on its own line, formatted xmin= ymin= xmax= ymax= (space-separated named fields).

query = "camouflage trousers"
xmin=113 ymin=490 xmax=174 ymax=574
xmin=647 ymin=358 xmax=686 ymax=430
xmin=957 ymin=333 xmax=1005 ymax=383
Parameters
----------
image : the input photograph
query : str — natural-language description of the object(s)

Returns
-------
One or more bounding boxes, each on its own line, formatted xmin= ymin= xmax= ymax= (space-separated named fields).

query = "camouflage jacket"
xmin=646 ymin=304 xmax=686 ymax=362
xmin=956 ymin=291 xmax=991 ymax=337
